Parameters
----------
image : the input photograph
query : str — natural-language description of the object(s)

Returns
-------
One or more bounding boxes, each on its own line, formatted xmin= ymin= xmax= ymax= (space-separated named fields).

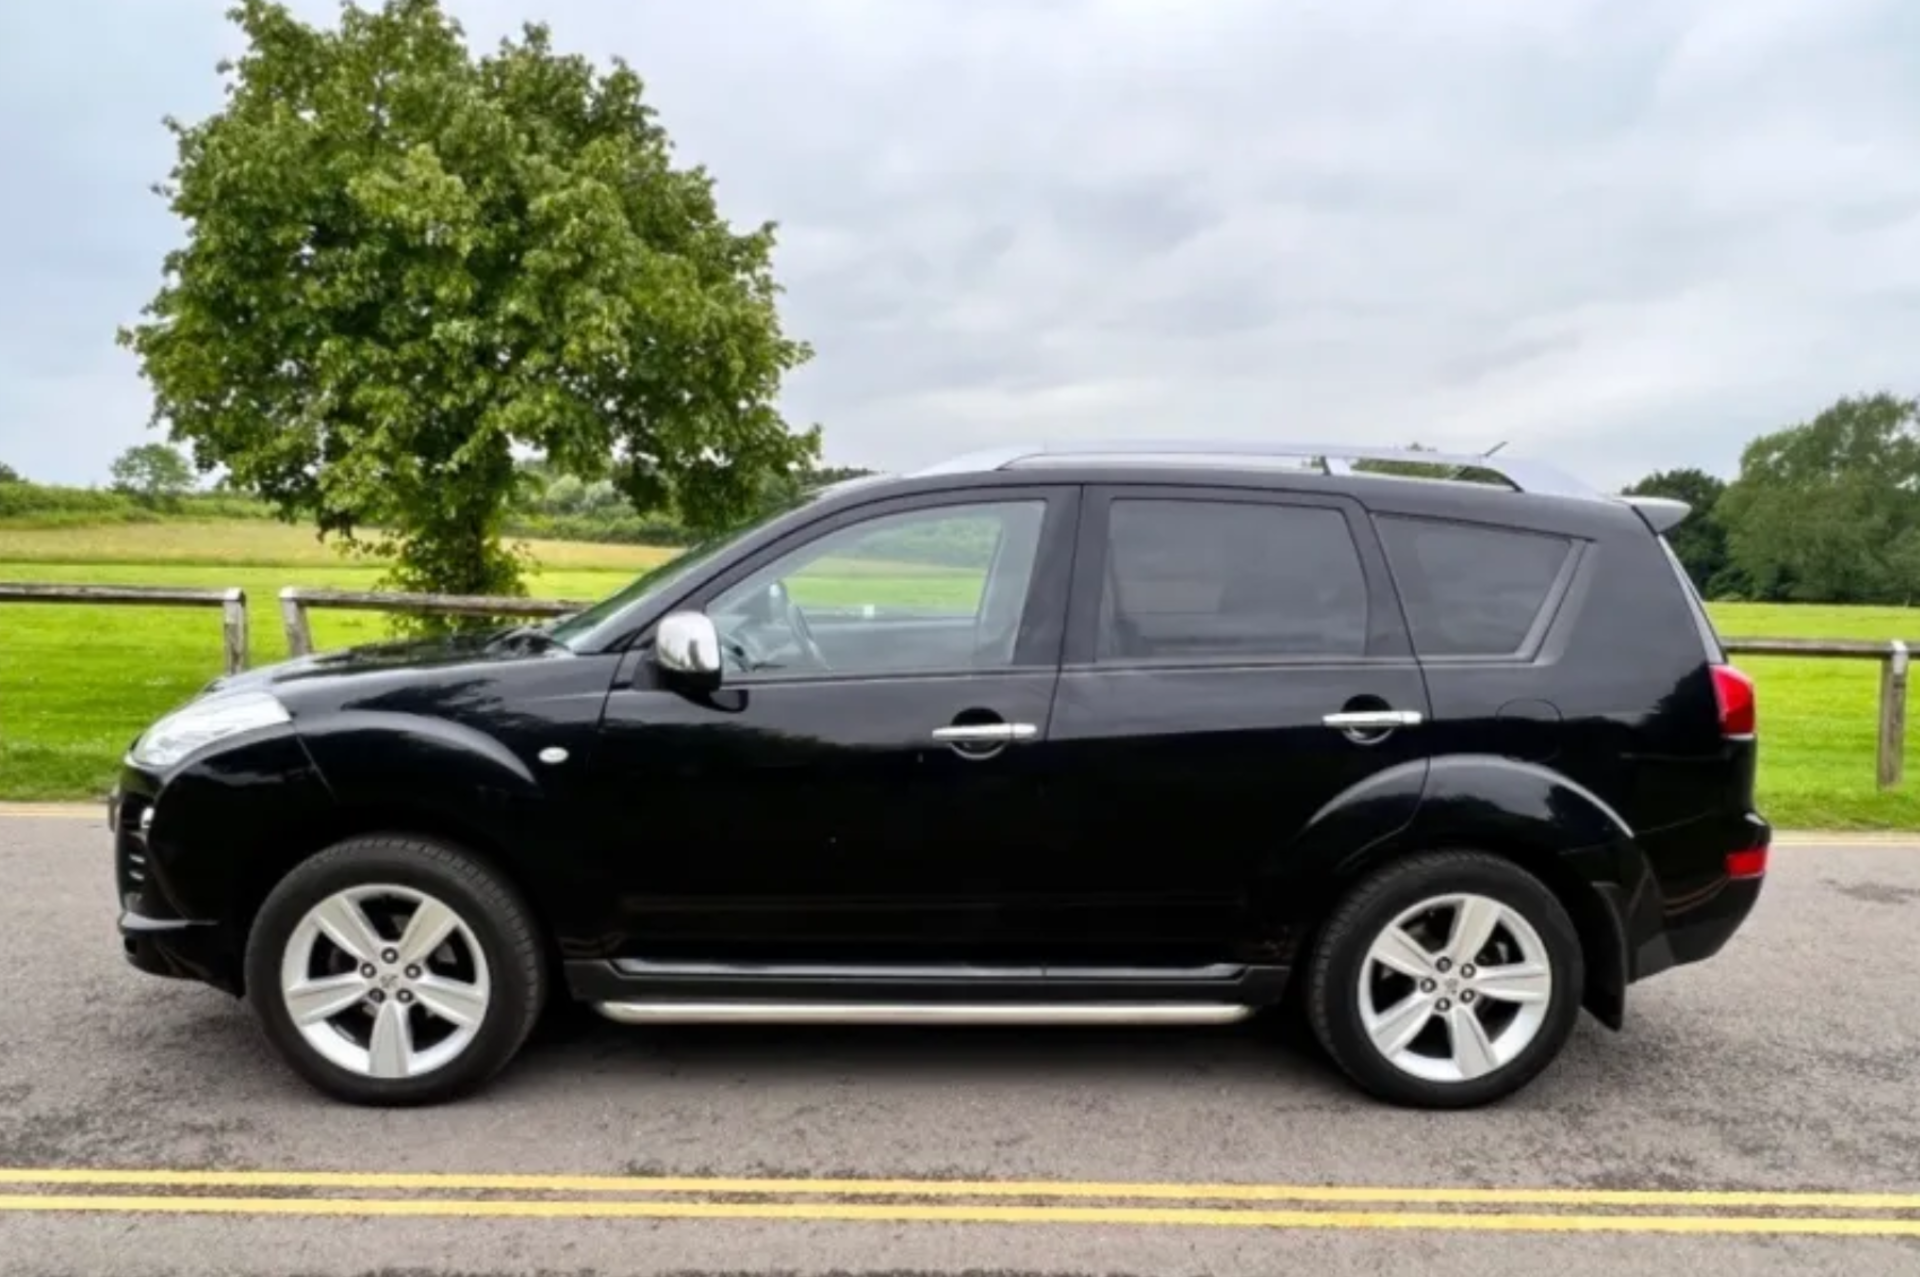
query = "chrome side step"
xmin=591 ymin=1001 xmax=1253 ymax=1027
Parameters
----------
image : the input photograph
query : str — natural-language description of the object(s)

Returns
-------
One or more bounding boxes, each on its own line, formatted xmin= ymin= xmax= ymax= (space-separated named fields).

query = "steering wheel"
xmin=774 ymin=581 xmax=831 ymax=671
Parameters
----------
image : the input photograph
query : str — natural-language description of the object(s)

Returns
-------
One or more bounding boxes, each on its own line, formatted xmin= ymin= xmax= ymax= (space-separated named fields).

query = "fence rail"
xmin=0 ymin=583 xmax=248 ymax=675
xmin=1723 ymin=637 xmax=1908 ymax=789
xmin=277 ymin=587 xmax=587 ymax=657
xmin=4 ymin=581 xmax=1919 ymax=788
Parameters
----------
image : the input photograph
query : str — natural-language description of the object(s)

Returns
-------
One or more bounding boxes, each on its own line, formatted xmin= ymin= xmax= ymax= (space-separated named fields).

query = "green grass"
xmin=1709 ymin=603 xmax=1920 ymax=830
xmin=4 ymin=520 xmax=1920 ymax=828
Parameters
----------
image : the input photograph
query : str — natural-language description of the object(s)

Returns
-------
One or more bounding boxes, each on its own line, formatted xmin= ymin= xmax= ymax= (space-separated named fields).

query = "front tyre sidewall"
xmin=1312 ymin=854 xmax=1584 ymax=1109
xmin=244 ymin=838 xmax=544 ymax=1107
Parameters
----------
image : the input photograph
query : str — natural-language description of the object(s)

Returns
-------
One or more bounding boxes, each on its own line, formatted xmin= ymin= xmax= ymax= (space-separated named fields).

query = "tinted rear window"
xmin=1376 ymin=516 xmax=1572 ymax=657
xmin=1100 ymin=499 xmax=1369 ymax=660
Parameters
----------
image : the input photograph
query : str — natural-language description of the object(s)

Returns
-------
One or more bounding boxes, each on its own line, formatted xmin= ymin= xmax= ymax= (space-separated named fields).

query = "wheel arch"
xmin=227 ymin=801 xmax=561 ymax=998
xmin=1283 ymin=756 xmax=1640 ymax=1030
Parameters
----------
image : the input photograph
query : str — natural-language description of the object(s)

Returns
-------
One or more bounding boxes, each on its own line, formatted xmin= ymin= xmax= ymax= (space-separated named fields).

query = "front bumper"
xmin=109 ymin=783 xmax=241 ymax=994
xmin=118 ymin=908 xmax=238 ymax=994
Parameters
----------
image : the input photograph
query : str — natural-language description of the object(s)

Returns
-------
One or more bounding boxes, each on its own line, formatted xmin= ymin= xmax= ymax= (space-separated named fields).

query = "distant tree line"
xmin=14 ymin=391 xmax=1920 ymax=608
xmin=505 ymin=459 xmax=876 ymax=546
xmin=1624 ymin=393 xmax=1920 ymax=605
xmin=0 ymin=446 xmax=874 ymax=545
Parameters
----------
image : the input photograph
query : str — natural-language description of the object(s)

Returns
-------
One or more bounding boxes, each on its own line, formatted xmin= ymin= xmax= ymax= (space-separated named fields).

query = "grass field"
xmin=3 ymin=520 xmax=1919 ymax=829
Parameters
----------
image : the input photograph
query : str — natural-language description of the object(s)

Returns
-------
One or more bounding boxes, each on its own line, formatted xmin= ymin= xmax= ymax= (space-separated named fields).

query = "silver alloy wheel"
xmin=278 ymin=883 xmax=492 ymax=1080
xmin=1356 ymin=892 xmax=1553 ymax=1085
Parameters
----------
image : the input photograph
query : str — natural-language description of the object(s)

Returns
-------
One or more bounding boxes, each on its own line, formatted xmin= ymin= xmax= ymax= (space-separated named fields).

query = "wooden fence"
xmin=1 ymin=581 xmax=1914 ymax=788
xmin=276 ymin=587 xmax=587 ymax=657
xmin=0 ymin=583 xmax=249 ymax=675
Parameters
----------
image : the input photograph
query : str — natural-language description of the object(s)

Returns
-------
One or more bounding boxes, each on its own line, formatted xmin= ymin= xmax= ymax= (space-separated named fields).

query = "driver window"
xmin=706 ymin=500 xmax=1047 ymax=679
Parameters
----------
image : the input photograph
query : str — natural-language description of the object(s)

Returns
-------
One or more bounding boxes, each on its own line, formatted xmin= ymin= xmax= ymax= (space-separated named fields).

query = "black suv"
xmin=109 ymin=441 xmax=1769 ymax=1109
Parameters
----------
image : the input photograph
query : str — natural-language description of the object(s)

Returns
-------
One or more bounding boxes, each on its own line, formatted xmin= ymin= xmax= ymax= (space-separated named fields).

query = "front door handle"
xmin=1322 ymin=709 xmax=1424 ymax=730
xmin=932 ymin=722 xmax=1039 ymax=744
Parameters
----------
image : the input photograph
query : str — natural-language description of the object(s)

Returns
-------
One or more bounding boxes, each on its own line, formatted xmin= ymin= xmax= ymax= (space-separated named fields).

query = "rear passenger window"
xmin=1377 ymin=517 xmax=1572 ymax=657
xmin=1099 ymin=499 xmax=1369 ymax=661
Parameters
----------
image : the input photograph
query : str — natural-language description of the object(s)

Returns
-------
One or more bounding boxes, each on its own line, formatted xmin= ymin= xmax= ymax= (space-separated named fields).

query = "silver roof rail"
xmin=910 ymin=440 xmax=1595 ymax=499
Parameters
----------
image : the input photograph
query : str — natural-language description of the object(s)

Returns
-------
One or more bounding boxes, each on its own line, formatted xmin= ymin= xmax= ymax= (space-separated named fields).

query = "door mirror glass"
xmin=655 ymin=611 xmax=723 ymax=692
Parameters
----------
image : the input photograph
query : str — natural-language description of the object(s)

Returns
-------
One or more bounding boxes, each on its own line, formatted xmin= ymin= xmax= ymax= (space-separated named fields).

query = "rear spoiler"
xmin=1621 ymin=495 xmax=1690 ymax=534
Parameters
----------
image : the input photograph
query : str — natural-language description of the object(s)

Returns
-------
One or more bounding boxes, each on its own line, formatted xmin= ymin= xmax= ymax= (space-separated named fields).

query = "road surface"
xmin=1 ymin=805 xmax=1916 ymax=1276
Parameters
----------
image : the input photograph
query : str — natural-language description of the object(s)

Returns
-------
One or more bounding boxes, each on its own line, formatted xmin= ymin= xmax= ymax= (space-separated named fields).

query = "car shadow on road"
xmin=503 ymin=1002 xmax=1356 ymax=1099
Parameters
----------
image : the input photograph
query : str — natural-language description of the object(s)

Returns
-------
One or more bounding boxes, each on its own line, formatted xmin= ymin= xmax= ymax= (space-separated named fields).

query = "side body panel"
xmin=1040 ymin=484 xmax=1434 ymax=964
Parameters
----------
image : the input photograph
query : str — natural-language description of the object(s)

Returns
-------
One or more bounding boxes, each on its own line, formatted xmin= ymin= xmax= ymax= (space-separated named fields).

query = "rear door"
xmin=1030 ymin=484 xmax=1432 ymax=964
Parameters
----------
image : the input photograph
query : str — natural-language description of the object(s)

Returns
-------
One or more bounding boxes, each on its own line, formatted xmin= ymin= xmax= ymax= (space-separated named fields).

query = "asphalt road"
xmin=2 ymin=806 xmax=1918 ymax=1277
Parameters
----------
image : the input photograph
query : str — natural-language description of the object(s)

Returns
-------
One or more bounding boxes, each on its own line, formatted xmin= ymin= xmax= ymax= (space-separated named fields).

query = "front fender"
xmin=134 ymin=731 xmax=335 ymax=926
xmin=295 ymin=711 xmax=558 ymax=859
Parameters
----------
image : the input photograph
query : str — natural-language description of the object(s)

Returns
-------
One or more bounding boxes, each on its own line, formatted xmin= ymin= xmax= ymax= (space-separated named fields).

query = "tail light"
xmin=1726 ymin=846 xmax=1769 ymax=880
xmin=1711 ymin=664 xmax=1756 ymax=738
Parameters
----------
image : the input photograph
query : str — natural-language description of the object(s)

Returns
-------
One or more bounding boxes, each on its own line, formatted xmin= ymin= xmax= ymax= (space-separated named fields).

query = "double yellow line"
xmin=2 ymin=1168 xmax=1918 ymax=1236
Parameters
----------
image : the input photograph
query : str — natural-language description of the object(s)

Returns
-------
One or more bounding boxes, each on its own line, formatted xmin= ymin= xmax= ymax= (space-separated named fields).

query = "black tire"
xmin=244 ymin=834 xmax=547 ymax=1107
xmin=1306 ymin=851 xmax=1583 ymax=1109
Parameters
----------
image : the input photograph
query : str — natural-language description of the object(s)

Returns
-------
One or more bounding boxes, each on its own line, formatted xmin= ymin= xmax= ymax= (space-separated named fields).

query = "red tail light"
xmin=1711 ymin=664 xmax=1756 ymax=738
xmin=1726 ymin=846 xmax=1768 ymax=880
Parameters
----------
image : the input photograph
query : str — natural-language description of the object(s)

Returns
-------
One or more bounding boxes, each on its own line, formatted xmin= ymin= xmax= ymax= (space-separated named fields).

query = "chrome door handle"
xmin=1322 ymin=710 xmax=1424 ymax=730
xmin=932 ymin=723 xmax=1039 ymax=744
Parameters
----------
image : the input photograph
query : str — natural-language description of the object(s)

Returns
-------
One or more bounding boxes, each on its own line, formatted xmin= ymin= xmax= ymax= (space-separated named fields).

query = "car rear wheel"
xmin=1306 ymin=851 xmax=1583 ymax=1109
xmin=244 ymin=835 xmax=546 ymax=1106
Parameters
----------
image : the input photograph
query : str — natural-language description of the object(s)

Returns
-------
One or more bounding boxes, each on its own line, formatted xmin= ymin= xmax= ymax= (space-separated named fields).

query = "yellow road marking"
xmin=0 ymin=1193 xmax=1915 ymax=1235
xmin=1 ymin=1168 xmax=1917 ymax=1213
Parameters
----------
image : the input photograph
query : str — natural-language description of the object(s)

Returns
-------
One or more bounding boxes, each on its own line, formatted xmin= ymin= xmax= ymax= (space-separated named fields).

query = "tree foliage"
xmin=1622 ymin=467 xmax=1734 ymax=596
xmin=0 ymin=462 xmax=20 ymax=484
xmin=119 ymin=0 xmax=817 ymax=601
xmin=109 ymin=443 xmax=196 ymax=506
xmin=1717 ymin=393 xmax=1920 ymax=604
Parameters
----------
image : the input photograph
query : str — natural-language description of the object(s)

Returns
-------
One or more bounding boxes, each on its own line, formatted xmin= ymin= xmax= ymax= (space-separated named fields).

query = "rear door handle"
xmin=932 ymin=723 xmax=1039 ymax=744
xmin=1322 ymin=710 xmax=1424 ymax=730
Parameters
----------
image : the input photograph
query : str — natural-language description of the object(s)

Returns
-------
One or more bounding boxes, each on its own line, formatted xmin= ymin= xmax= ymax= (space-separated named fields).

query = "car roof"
xmin=819 ymin=441 xmax=1661 ymax=540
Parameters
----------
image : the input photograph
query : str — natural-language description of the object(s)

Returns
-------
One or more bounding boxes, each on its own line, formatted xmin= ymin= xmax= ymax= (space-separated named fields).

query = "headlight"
xmin=129 ymin=691 xmax=292 ymax=770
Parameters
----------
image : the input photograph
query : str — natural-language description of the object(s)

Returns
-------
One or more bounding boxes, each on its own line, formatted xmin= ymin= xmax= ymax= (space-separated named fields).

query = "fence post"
xmin=1878 ymin=640 xmax=1909 ymax=790
xmin=221 ymin=588 xmax=248 ymax=676
xmin=279 ymin=587 xmax=313 ymax=658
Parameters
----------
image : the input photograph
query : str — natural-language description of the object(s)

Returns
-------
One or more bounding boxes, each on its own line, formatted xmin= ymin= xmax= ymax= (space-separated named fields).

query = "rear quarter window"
xmin=1375 ymin=516 xmax=1574 ymax=658
xmin=1657 ymin=534 xmax=1726 ymax=662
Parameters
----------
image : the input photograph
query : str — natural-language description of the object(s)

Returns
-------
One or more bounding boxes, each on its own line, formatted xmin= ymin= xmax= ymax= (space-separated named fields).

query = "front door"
xmin=590 ymin=485 xmax=1079 ymax=964
xmin=1033 ymin=484 xmax=1433 ymax=965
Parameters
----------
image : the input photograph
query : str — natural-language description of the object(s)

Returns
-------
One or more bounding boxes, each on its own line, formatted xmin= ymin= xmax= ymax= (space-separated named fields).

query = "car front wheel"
xmin=1306 ymin=851 xmax=1584 ymax=1109
xmin=244 ymin=835 xmax=547 ymax=1106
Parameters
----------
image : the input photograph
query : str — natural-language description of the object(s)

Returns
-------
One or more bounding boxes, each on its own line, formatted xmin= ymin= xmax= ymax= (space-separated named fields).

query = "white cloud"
xmin=1 ymin=0 xmax=1917 ymax=492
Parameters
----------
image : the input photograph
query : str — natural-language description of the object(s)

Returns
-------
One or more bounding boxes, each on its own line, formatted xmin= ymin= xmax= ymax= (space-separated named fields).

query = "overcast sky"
xmin=4 ymin=0 xmax=1919 ymax=489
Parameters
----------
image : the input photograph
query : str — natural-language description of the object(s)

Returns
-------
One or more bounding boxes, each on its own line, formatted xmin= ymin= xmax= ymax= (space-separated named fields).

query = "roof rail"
xmin=910 ymin=440 xmax=1595 ymax=499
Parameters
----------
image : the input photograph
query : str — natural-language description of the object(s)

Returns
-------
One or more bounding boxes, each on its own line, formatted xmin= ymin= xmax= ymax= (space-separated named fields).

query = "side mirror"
xmin=654 ymin=611 xmax=723 ymax=694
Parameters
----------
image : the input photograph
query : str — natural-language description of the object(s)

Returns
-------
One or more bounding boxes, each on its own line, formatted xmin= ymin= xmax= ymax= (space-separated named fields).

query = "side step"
xmin=592 ymin=1001 xmax=1253 ymax=1027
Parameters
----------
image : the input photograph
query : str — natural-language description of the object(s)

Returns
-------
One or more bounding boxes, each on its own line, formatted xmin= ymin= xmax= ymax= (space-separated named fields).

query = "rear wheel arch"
xmin=1292 ymin=829 xmax=1630 ymax=1031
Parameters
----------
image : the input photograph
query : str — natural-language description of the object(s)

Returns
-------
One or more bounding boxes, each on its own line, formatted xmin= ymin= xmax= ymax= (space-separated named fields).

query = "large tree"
xmin=1622 ymin=467 xmax=1734 ymax=597
xmin=120 ymin=0 xmax=817 ymax=599
xmin=1718 ymin=393 xmax=1920 ymax=604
